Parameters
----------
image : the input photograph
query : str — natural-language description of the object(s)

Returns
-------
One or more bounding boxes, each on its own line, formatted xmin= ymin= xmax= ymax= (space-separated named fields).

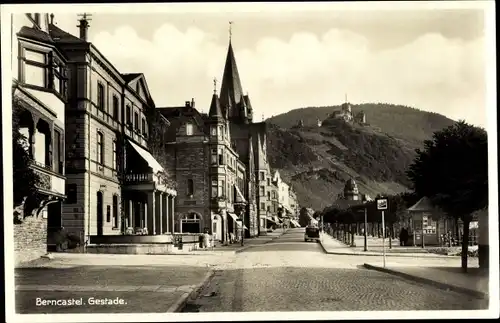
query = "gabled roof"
xmin=121 ymin=73 xmax=142 ymax=83
xmin=219 ymin=41 xmax=244 ymax=113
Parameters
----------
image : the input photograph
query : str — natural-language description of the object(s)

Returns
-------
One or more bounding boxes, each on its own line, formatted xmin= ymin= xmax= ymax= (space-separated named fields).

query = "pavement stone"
xmin=183 ymin=228 xmax=489 ymax=312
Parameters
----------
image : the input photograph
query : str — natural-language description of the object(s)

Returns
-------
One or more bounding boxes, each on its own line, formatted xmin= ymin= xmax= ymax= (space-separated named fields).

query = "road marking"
xmin=15 ymin=284 xmax=197 ymax=293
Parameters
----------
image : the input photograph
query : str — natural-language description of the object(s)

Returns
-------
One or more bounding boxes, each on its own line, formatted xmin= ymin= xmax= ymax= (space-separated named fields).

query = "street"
xmin=183 ymin=228 xmax=488 ymax=312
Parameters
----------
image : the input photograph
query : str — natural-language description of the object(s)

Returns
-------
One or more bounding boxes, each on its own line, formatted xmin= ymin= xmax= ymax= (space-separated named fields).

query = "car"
xmin=304 ymin=226 xmax=320 ymax=242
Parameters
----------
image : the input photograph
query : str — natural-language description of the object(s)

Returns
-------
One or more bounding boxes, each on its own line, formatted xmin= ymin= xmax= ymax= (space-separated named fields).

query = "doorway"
xmin=97 ymin=191 xmax=103 ymax=235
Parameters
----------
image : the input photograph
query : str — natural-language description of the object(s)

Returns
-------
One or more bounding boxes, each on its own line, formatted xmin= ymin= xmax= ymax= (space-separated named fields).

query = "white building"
xmin=273 ymin=170 xmax=294 ymax=217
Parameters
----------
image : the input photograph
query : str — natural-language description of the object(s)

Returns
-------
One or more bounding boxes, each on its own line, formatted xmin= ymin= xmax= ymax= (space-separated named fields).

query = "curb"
xmin=362 ymin=263 xmax=488 ymax=299
xmin=167 ymin=271 xmax=215 ymax=313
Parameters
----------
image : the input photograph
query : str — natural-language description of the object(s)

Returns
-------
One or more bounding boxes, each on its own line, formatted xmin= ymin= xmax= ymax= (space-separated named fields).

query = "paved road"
xmin=183 ymin=228 xmax=488 ymax=312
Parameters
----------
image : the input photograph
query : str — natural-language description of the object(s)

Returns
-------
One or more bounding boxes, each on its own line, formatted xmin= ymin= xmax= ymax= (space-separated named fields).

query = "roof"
xmin=121 ymin=73 xmax=142 ymax=84
xmin=408 ymin=196 xmax=440 ymax=212
xmin=18 ymin=26 xmax=55 ymax=44
xmin=219 ymin=41 xmax=244 ymax=114
xmin=48 ymin=23 xmax=85 ymax=43
xmin=208 ymin=93 xmax=224 ymax=119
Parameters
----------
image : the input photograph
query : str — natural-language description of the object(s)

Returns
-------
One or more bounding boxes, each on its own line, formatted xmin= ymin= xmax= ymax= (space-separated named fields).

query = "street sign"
xmin=376 ymin=198 xmax=388 ymax=210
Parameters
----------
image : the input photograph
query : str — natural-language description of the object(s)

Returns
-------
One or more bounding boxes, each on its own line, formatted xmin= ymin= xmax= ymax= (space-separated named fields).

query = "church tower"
xmin=344 ymin=178 xmax=360 ymax=201
xmin=219 ymin=22 xmax=253 ymax=125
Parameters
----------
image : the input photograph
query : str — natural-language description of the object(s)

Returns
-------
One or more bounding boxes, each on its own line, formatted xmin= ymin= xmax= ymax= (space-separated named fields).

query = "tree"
xmin=407 ymin=121 xmax=488 ymax=272
xmin=12 ymin=98 xmax=42 ymax=223
xmin=298 ymin=207 xmax=312 ymax=227
xmin=147 ymin=109 xmax=177 ymax=189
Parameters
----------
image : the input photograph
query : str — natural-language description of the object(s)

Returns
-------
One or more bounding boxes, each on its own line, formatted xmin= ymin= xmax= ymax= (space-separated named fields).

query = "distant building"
xmin=328 ymin=101 xmax=366 ymax=125
xmin=332 ymin=178 xmax=371 ymax=210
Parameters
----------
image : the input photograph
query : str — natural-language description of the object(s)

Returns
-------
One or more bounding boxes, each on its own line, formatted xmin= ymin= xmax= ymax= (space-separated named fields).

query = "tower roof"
xmin=208 ymin=93 xmax=224 ymax=119
xmin=219 ymin=41 xmax=244 ymax=113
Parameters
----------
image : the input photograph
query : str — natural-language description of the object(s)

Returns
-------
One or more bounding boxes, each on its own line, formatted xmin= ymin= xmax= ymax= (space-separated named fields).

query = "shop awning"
xmin=228 ymin=213 xmax=248 ymax=230
xmin=234 ymin=185 xmax=247 ymax=204
xmin=128 ymin=140 xmax=164 ymax=174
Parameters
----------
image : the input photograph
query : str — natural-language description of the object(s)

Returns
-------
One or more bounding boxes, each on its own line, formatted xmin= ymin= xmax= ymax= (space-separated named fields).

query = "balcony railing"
xmin=124 ymin=173 xmax=153 ymax=183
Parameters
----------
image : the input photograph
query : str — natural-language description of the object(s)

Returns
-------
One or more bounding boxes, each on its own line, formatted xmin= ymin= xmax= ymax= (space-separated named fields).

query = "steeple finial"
xmin=229 ymin=21 xmax=233 ymax=42
xmin=213 ymin=77 xmax=217 ymax=94
xmin=345 ymin=93 xmax=348 ymax=103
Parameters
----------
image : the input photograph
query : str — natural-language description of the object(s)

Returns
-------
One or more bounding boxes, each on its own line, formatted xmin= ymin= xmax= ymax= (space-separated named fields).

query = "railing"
xmin=30 ymin=159 xmax=52 ymax=172
xmin=124 ymin=173 xmax=153 ymax=183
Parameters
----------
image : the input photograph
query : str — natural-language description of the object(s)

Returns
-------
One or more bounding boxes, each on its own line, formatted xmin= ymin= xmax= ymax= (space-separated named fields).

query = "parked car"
xmin=304 ymin=226 xmax=320 ymax=242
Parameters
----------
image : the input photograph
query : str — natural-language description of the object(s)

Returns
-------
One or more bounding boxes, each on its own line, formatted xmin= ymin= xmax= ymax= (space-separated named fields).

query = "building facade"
xmin=46 ymin=15 xmax=176 ymax=242
xmin=11 ymin=13 xmax=67 ymax=264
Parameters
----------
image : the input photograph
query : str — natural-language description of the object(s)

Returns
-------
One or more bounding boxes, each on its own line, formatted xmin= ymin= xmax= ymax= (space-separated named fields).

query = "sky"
xmin=12 ymin=3 xmax=493 ymax=127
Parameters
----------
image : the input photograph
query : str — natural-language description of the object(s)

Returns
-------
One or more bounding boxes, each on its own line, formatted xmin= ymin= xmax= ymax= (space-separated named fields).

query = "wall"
xmin=14 ymin=211 xmax=47 ymax=266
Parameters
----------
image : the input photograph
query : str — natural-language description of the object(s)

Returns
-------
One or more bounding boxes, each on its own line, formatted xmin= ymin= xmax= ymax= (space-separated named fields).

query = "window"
xmin=54 ymin=130 xmax=62 ymax=174
xmin=211 ymin=179 xmax=218 ymax=197
xmin=66 ymin=184 xmax=77 ymax=204
xmin=126 ymin=105 xmax=131 ymax=125
xmin=267 ymin=178 xmax=270 ymax=186
xmin=267 ymin=206 xmax=271 ymax=212
xmin=259 ymin=186 xmax=265 ymax=196
xmin=112 ymin=195 xmax=119 ymax=228
xmin=187 ymin=179 xmax=194 ymax=196
xmin=267 ymin=191 xmax=271 ymax=200
xmin=211 ymin=149 xmax=217 ymax=165
xmin=260 ymin=172 xmax=265 ymax=181
xmin=97 ymin=83 xmax=105 ymax=111
xmin=22 ymin=49 xmax=46 ymax=88
xmin=51 ymin=57 xmax=67 ymax=97
xmin=141 ymin=118 xmax=146 ymax=135
xmin=134 ymin=112 xmax=139 ymax=131
xmin=218 ymin=148 xmax=224 ymax=165
xmin=112 ymin=140 xmax=117 ymax=170
xmin=219 ymin=180 xmax=225 ymax=197
xmin=186 ymin=123 xmax=193 ymax=136
xmin=97 ymin=132 xmax=104 ymax=164
xmin=211 ymin=126 xmax=217 ymax=136
xmin=219 ymin=126 xmax=223 ymax=139
xmin=260 ymin=203 xmax=266 ymax=211
xmin=112 ymin=95 xmax=119 ymax=120
xmin=106 ymin=205 xmax=111 ymax=223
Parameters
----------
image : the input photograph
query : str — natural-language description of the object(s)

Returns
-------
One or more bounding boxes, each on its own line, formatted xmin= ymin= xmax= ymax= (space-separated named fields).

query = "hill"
xmin=266 ymin=103 xmax=456 ymax=211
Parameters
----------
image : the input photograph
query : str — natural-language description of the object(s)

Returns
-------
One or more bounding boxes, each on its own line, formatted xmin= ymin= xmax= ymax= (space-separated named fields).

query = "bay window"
xmin=211 ymin=179 xmax=218 ymax=197
xmin=211 ymin=149 xmax=217 ymax=165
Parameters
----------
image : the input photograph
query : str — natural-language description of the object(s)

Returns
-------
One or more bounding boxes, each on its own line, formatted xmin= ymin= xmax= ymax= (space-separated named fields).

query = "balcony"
xmin=211 ymin=196 xmax=227 ymax=209
xmin=123 ymin=172 xmax=155 ymax=191
xmin=30 ymin=161 xmax=65 ymax=197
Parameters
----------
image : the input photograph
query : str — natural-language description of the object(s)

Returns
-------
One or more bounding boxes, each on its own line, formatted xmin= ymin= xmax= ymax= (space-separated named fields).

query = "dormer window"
xmin=186 ymin=123 xmax=193 ymax=136
xmin=211 ymin=126 xmax=217 ymax=137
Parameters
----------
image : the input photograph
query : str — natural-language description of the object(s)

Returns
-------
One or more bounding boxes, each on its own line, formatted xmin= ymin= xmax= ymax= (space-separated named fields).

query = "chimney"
xmin=191 ymin=98 xmax=195 ymax=109
xmin=185 ymin=101 xmax=191 ymax=108
xmin=50 ymin=13 xmax=54 ymax=25
xmin=77 ymin=14 xmax=91 ymax=41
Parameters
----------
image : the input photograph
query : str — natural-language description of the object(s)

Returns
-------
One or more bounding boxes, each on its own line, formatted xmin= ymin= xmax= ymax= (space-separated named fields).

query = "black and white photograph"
xmin=1 ymin=2 xmax=498 ymax=322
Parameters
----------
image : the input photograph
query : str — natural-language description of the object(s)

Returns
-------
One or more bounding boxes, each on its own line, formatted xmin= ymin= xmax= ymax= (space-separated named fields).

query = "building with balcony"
xmin=11 ymin=13 xmax=67 ymax=264
xmin=45 ymin=15 xmax=176 ymax=242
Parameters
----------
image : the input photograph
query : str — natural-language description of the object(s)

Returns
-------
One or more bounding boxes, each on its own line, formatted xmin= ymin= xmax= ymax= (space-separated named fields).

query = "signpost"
xmin=376 ymin=197 xmax=388 ymax=268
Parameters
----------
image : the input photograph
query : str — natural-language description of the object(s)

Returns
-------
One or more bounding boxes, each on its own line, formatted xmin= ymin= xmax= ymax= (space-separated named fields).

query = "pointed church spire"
xmin=219 ymin=21 xmax=244 ymax=118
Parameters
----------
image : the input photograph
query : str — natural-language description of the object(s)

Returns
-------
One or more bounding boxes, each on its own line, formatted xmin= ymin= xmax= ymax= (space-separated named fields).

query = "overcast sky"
xmin=13 ymin=3 xmax=493 ymax=127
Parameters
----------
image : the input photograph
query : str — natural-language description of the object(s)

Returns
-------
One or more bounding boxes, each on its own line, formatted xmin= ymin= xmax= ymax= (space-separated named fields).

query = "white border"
xmin=2 ymin=1 xmax=498 ymax=322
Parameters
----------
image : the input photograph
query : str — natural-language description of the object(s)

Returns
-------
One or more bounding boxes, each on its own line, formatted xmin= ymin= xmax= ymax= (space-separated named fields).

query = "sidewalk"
xmin=319 ymin=233 xmax=457 ymax=258
xmin=15 ymin=265 xmax=214 ymax=313
xmin=363 ymin=263 xmax=489 ymax=299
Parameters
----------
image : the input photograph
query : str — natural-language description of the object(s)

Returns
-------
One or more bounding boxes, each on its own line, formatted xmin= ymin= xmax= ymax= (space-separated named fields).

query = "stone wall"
xmin=14 ymin=213 xmax=47 ymax=266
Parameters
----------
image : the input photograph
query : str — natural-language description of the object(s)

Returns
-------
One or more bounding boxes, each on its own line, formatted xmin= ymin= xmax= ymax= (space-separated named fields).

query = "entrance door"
xmin=97 ymin=191 xmax=103 ymax=235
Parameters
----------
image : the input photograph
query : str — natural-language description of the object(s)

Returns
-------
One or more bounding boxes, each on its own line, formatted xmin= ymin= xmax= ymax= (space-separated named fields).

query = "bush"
xmin=52 ymin=228 xmax=82 ymax=251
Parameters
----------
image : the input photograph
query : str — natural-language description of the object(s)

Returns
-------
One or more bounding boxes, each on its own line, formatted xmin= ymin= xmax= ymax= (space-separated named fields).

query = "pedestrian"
xmin=402 ymin=228 xmax=409 ymax=246
xmin=399 ymin=228 xmax=404 ymax=246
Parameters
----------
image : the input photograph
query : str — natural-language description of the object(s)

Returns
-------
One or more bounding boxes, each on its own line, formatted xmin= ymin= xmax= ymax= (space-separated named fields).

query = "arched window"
xmin=181 ymin=212 xmax=201 ymax=233
xmin=187 ymin=179 xmax=194 ymax=196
